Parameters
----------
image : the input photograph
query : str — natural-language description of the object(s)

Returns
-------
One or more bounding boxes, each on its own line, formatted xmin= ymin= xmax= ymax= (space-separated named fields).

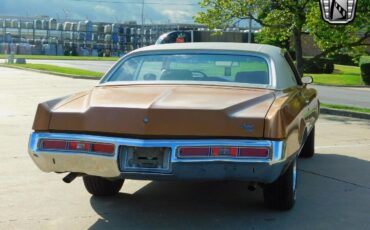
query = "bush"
xmin=359 ymin=56 xmax=370 ymax=85
xmin=323 ymin=59 xmax=334 ymax=73
xmin=303 ymin=58 xmax=334 ymax=74
xmin=329 ymin=54 xmax=356 ymax=66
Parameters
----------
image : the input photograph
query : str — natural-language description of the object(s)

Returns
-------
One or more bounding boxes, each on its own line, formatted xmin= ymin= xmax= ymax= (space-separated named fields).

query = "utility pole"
xmin=141 ymin=0 xmax=144 ymax=47
xmin=141 ymin=0 xmax=145 ymax=31
xmin=19 ymin=17 xmax=22 ymax=43
xmin=248 ymin=12 xmax=252 ymax=43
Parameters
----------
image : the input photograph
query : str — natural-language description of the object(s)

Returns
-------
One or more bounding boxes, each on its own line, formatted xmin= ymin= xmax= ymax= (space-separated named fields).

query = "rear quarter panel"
xmin=264 ymin=87 xmax=319 ymax=159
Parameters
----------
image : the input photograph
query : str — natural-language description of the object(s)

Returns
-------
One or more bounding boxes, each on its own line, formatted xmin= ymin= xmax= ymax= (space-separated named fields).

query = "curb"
xmin=0 ymin=64 xmax=101 ymax=80
xmin=320 ymin=108 xmax=370 ymax=120
xmin=312 ymin=83 xmax=370 ymax=88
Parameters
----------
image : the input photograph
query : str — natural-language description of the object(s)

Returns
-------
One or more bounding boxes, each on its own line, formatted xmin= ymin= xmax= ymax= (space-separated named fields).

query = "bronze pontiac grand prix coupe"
xmin=29 ymin=43 xmax=319 ymax=210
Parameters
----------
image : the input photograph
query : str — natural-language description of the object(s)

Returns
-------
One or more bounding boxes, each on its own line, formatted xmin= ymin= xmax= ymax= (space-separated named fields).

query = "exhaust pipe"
xmin=248 ymin=183 xmax=257 ymax=191
xmin=63 ymin=173 xmax=79 ymax=183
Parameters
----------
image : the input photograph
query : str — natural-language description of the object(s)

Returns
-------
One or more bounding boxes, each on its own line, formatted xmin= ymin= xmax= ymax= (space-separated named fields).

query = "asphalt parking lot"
xmin=0 ymin=67 xmax=369 ymax=229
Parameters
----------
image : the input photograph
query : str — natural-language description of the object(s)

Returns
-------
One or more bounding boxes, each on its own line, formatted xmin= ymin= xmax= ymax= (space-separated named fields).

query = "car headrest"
xmin=143 ymin=73 xmax=157 ymax=81
xmin=235 ymin=71 xmax=269 ymax=84
xmin=160 ymin=69 xmax=193 ymax=81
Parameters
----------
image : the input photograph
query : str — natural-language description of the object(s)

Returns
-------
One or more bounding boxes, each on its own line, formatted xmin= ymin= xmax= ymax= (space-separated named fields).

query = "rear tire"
xmin=83 ymin=176 xmax=124 ymax=196
xmin=263 ymin=159 xmax=297 ymax=210
xmin=300 ymin=127 xmax=315 ymax=158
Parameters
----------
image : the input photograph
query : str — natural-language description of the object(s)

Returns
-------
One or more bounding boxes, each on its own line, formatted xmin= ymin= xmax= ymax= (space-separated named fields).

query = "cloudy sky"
xmin=0 ymin=0 xmax=202 ymax=24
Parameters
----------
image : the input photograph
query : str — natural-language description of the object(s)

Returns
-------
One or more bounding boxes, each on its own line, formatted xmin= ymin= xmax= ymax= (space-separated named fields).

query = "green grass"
xmin=308 ymin=65 xmax=364 ymax=86
xmin=3 ymin=63 xmax=104 ymax=78
xmin=0 ymin=54 xmax=119 ymax=61
xmin=360 ymin=56 xmax=370 ymax=63
xmin=321 ymin=103 xmax=370 ymax=114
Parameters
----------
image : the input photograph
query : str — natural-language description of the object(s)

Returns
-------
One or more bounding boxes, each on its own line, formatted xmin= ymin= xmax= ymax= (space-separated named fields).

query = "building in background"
xmin=0 ymin=15 xmax=260 ymax=57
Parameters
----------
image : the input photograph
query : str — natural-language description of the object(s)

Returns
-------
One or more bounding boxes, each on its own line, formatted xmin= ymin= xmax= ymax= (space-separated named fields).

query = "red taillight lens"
xmin=68 ymin=141 xmax=90 ymax=151
xmin=239 ymin=148 xmax=269 ymax=158
xmin=41 ymin=140 xmax=66 ymax=150
xmin=230 ymin=147 xmax=238 ymax=157
xmin=178 ymin=147 xmax=210 ymax=157
xmin=212 ymin=147 xmax=238 ymax=157
xmin=212 ymin=147 xmax=219 ymax=156
xmin=40 ymin=139 xmax=115 ymax=155
xmin=91 ymin=143 xmax=115 ymax=154
xmin=179 ymin=146 xmax=269 ymax=158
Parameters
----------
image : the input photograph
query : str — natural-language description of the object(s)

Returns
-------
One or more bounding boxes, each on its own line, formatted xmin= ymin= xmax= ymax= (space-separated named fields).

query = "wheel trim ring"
xmin=292 ymin=160 xmax=297 ymax=200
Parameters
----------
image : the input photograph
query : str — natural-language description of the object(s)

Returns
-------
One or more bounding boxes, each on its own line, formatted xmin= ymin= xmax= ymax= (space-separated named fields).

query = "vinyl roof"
xmin=130 ymin=42 xmax=283 ymax=57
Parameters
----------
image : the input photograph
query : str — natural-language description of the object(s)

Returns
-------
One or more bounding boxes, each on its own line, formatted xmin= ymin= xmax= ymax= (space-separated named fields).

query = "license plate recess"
xmin=119 ymin=146 xmax=171 ymax=173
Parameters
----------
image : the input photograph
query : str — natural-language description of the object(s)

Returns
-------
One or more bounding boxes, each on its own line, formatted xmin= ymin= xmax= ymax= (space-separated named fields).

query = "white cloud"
xmin=147 ymin=2 xmax=200 ymax=23
xmin=94 ymin=5 xmax=116 ymax=16
xmin=161 ymin=9 xmax=194 ymax=23
xmin=0 ymin=0 xmax=202 ymax=24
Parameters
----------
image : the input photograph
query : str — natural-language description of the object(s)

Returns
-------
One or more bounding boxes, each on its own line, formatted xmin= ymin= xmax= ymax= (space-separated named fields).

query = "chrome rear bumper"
xmin=28 ymin=132 xmax=287 ymax=183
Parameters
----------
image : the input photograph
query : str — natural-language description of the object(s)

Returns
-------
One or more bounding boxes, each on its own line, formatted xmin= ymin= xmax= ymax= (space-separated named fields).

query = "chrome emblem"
xmin=319 ymin=0 xmax=357 ymax=24
xmin=242 ymin=124 xmax=254 ymax=133
xmin=143 ymin=117 xmax=149 ymax=124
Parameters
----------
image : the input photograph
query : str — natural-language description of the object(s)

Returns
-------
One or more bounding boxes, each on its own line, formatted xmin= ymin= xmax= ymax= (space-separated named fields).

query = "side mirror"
xmin=302 ymin=76 xmax=313 ymax=85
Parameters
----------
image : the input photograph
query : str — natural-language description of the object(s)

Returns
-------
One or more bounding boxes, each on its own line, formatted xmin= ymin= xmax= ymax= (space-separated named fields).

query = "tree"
xmin=194 ymin=0 xmax=369 ymax=76
xmin=305 ymin=1 xmax=369 ymax=61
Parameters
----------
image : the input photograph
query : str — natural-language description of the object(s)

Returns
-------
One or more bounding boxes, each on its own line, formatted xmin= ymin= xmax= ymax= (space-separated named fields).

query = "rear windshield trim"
xmin=100 ymin=51 xmax=273 ymax=88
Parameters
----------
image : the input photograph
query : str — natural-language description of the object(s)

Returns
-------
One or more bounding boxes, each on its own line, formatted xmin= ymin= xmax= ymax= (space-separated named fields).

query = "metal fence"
xmin=0 ymin=16 xmax=257 ymax=57
xmin=0 ymin=17 xmax=200 ymax=56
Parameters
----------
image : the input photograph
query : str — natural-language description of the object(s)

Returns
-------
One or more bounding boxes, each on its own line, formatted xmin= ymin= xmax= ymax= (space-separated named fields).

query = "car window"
xmin=137 ymin=61 xmax=163 ymax=80
xmin=109 ymin=58 xmax=140 ymax=81
xmin=106 ymin=53 xmax=270 ymax=87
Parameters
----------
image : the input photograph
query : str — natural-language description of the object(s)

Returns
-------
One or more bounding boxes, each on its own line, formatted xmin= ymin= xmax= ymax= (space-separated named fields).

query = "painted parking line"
xmin=316 ymin=143 xmax=370 ymax=149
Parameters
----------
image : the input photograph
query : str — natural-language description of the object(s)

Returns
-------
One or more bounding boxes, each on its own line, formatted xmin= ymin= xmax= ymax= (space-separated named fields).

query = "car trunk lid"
xmin=48 ymin=84 xmax=275 ymax=138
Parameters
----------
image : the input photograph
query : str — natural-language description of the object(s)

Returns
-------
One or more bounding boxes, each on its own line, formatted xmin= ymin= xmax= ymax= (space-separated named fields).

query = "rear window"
xmin=105 ymin=53 xmax=270 ymax=87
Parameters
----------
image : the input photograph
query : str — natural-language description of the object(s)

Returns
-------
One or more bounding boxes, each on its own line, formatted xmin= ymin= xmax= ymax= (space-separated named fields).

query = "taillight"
xmin=91 ymin=143 xmax=115 ymax=154
xmin=178 ymin=147 xmax=210 ymax=157
xmin=40 ymin=139 xmax=115 ymax=155
xmin=239 ymin=148 xmax=269 ymax=158
xmin=41 ymin=140 xmax=66 ymax=150
xmin=212 ymin=147 xmax=238 ymax=157
xmin=68 ymin=141 xmax=90 ymax=151
xmin=179 ymin=146 xmax=269 ymax=158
